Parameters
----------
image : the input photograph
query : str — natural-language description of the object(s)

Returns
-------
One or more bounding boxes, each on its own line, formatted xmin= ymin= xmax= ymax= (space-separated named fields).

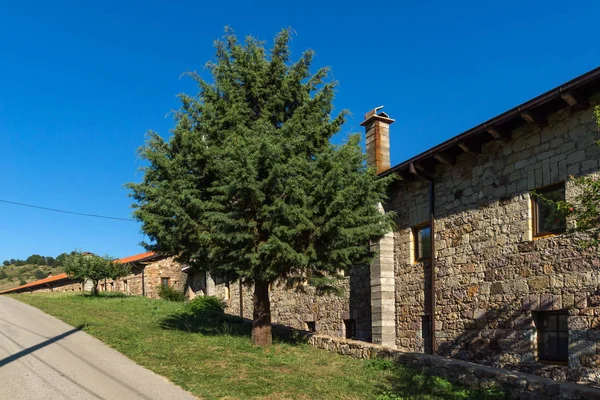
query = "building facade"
xmin=365 ymin=67 xmax=600 ymax=384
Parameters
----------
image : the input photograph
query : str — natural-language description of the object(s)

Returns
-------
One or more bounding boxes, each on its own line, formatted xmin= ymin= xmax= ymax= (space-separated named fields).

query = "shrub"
xmin=0 ymin=270 xmax=8 ymax=279
xmin=158 ymin=285 xmax=185 ymax=302
xmin=186 ymin=296 xmax=226 ymax=315
xmin=34 ymin=269 xmax=47 ymax=280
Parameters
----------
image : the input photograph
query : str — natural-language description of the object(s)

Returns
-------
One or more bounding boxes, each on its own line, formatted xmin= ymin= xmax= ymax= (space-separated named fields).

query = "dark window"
xmin=413 ymin=224 xmax=431 ymax=262
xmin=421 ymin=315 xmax=432 ymax=354
xmin=305 ymin=321 xmax=316 ymax=332
xmin=161 ymin=277 xmax=170 ymax=288
xmin=344 ymin=319 xmax=356 ymax=339
xmin=536 ymin=312 xmax=568 ymax=362
xmin=533 ymin=183 xmax=566 ymax=236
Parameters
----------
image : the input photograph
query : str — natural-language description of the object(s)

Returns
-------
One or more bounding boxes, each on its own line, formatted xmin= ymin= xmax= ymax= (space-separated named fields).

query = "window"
xmin=421 ymin=315 xmax=432 ymax=354
xmin=161 ymin=277 xmax=170 ymax=288
xmin=123 ymin=280 xmax=129 ymax=294
xmin=413 ymin=224 xmax=431 ymax=262
xmin=344 ymin=319 xmax=356 ymax=339
xmin=305 ymin=321 xmax=316 ymax=332
xmin=533 ymin=183 xmax=566 ymax=237
xmin=536 ymin=312 xmax=568 ymax=362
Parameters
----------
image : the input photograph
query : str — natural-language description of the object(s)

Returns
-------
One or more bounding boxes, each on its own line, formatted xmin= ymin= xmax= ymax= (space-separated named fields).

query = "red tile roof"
xmin=115 ymin=251 xmax=159 ymax=264
xmin=0 ymin=272 xmax=72 ymax=294
xmin=0 ymin=251 xmax=163 ymax=294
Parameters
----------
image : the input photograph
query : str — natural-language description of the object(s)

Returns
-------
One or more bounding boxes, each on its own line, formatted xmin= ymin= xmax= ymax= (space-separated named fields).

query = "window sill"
xmin=537 ymin=359 xmax=568 ymax=366
xmin=533 ymin=232 xmax=565 ymax=240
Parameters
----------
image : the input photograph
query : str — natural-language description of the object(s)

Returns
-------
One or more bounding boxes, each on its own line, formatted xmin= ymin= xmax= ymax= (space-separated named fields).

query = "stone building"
xmin=363 ymin=66 xmax=600 ymax=384
xmin=0 ymin=251 xmax=188 ymax=299
xmin=101 ymin=252 xmax=187 ymax=299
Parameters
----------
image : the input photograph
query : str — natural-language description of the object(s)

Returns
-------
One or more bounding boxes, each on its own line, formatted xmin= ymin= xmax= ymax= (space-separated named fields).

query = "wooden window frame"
xmin=161 ymin=277 xmax=170 ymax=288
xmin=536 ymin=311 xmax=568 ymax=363
xmin=532 ymin=182 xmax=566 ymax=238
xmin=412 ymin=223 xmax=431 ymax=263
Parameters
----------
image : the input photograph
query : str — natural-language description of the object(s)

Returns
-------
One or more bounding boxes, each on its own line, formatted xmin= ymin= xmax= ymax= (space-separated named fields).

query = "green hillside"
xmin=0 ymin=264 xmax=65 ymax=291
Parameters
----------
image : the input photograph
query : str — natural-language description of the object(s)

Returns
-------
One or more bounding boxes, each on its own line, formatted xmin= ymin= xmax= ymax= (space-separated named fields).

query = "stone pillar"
xmin=370 ymin=205 xmax=396 ymax=347
xmin=360 ymin=106 xmax=395 ymax=175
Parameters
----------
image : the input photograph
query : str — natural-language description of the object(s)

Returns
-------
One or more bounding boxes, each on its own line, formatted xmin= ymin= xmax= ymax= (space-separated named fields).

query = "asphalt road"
xmin=0 ymin=296 xmax=197 ymax=400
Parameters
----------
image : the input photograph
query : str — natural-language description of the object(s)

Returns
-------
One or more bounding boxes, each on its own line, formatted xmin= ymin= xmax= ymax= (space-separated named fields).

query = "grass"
xmin=11 ymin=293 xmax=505 ymax=400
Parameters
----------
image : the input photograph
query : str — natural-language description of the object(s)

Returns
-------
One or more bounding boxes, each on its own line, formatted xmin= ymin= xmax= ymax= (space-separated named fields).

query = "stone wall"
xmin=104 ymin=257 xmax=187 ymax=299
xmin=391 ymin=103 xmax=600 ymax=384
xmin=20 ymin=279 xmax=84 ymax=293
xmin=308 ymin=334 xmax=600 ymax=400
xmin=210 ymin=267 xmax=372 ymax=340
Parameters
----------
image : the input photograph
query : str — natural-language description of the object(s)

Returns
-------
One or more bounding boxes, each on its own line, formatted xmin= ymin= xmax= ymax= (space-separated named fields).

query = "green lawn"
xmin=11 ymin=293 xmax=504 ymax=400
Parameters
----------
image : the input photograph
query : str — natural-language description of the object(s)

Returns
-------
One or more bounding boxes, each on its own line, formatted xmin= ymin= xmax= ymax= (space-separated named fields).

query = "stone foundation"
xmin=308 ymin=334 xmax=600 ymax=400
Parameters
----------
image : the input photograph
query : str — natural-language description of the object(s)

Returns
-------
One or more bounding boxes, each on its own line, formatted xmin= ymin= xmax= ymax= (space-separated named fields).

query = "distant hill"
xmin=0 ymin=264 xmax=65 ymax=292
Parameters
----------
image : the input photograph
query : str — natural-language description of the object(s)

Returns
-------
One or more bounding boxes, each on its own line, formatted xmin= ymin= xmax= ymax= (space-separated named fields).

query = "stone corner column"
xmin=370 ymin=227 xmax=396 ymax=348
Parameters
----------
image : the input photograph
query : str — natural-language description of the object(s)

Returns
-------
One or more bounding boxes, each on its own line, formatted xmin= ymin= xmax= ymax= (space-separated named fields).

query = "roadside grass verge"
xmin=10 ymin=293 xmax=504 ymax=400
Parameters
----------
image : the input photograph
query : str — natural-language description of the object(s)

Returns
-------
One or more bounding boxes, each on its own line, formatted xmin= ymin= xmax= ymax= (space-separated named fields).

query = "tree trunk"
xmin=252 ymin=280 xmax=272 ymax=346
xmin=91 ymin=280 xmax=98 ymax=296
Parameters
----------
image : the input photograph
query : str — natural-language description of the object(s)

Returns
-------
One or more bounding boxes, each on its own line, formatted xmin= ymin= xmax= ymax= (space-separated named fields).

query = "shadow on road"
xmin=0 ymin=325 xmax=84 ymax=367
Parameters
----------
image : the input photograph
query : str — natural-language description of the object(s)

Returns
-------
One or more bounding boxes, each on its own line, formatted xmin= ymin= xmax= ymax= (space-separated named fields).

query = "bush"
xmin=34 ymin=269 xmax=47 ymax=280
xmin=186 ymin=296 xmax=226 ymax=314
xmin=158 ymin=285 xmax=185 ymax=302
xmin=0 ymin=270 xmax=8 ymax=279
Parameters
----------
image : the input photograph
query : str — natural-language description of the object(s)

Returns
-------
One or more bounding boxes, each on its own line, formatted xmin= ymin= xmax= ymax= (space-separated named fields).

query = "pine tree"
xmin=128 ymin=28 xmax=394 ymax=345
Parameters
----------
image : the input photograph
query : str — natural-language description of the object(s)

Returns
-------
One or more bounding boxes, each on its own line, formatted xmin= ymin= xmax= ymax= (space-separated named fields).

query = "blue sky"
xmin=1 ymin=0 xmax=598 ymax=261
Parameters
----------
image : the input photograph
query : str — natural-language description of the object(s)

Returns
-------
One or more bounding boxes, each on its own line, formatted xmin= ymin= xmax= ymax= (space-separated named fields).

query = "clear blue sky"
xmin=1 ymin=0 xmax=598 ymax=261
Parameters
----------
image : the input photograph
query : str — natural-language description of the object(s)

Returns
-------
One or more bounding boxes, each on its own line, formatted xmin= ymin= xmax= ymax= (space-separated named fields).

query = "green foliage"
xmin=2 ymin=260 xmax=9 ymax=266
xmin=533 ymin=105 xmax=600 ymax=247
xmin=0 ymin=270 xmax=7 ymax=279
xmin=158 ymin=285 xmax=185 ymax=302
xmin=186 ymin=295 xmax=226 ymax=314
xmin=128 ymin=29 xmax=394 ymax=336
xmin=26 ymin=254 xmax=46 ymax=265
xmin=18 ymin=278 xmax=26 ymax=285
xmin=34 ymin=269 xmax=47 ymax=280
xmin=63 ymin=251 xmax=130 ymax=295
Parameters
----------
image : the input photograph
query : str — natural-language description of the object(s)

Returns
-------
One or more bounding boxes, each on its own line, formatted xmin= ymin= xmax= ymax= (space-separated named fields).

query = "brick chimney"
xmin=360 ymin=106 xmax=395 ymax=174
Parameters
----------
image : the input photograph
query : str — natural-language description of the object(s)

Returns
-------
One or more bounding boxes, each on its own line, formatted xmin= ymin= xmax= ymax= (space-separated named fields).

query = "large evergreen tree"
xmin=128 ymin=29 xmax=394 ymax=345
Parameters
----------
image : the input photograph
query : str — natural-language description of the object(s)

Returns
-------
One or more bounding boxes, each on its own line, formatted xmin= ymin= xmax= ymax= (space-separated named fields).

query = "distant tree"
xmin=63 ymin=251 xmax=130 ymax=296
xmin=34 ymin=269 xmax=47 ymax=280
xmin=55 ymin=253 xmax=68 ymax=267
xmin=9 ymin=259 xmax=15 ymax=265
xmin=26 ymin=254 xmax=46 ymax=266
xmin=2 ymin=260 xmax=9 ymax=266
xmin=46 ymin=257 xmax=56 ymax=267
xmin=14 ymin=260 xmax=25 ymax=266
xmin=128 ymin=29 xmax=394 ymax=345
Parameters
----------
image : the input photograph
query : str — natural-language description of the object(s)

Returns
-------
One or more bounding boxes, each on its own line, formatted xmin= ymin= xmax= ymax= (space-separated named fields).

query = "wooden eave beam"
xmin=520 ymin=110 xmax=546 ymax=125
xmin=487 ymin=127 xmax=511 ymax=142
xmin=458 ymin=140 xmax=482 ymax=154
xmin=433 ymin=151 xmax=456 ymax=165
xmin=560 ymin=92 xmax=579 ymax=106
xmin=396 ymin=170 xmax=415 ymax=181
xmin=561 ymin=91 xmax=589 ymax=111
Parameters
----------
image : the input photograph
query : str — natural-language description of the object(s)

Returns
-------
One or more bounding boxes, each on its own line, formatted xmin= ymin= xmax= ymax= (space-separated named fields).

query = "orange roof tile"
xmin=0 ymin=272 xmax=73 ymax=294
xmin=0 ymin=251 xmax=164 ymax=294
xmin=116 ymin=251 xmax=159 ymax=264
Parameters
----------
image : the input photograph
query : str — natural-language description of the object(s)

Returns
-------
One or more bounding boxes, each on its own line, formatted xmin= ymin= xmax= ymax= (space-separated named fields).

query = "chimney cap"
xmin=360 ymin=106 xmax=395 ymax=126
